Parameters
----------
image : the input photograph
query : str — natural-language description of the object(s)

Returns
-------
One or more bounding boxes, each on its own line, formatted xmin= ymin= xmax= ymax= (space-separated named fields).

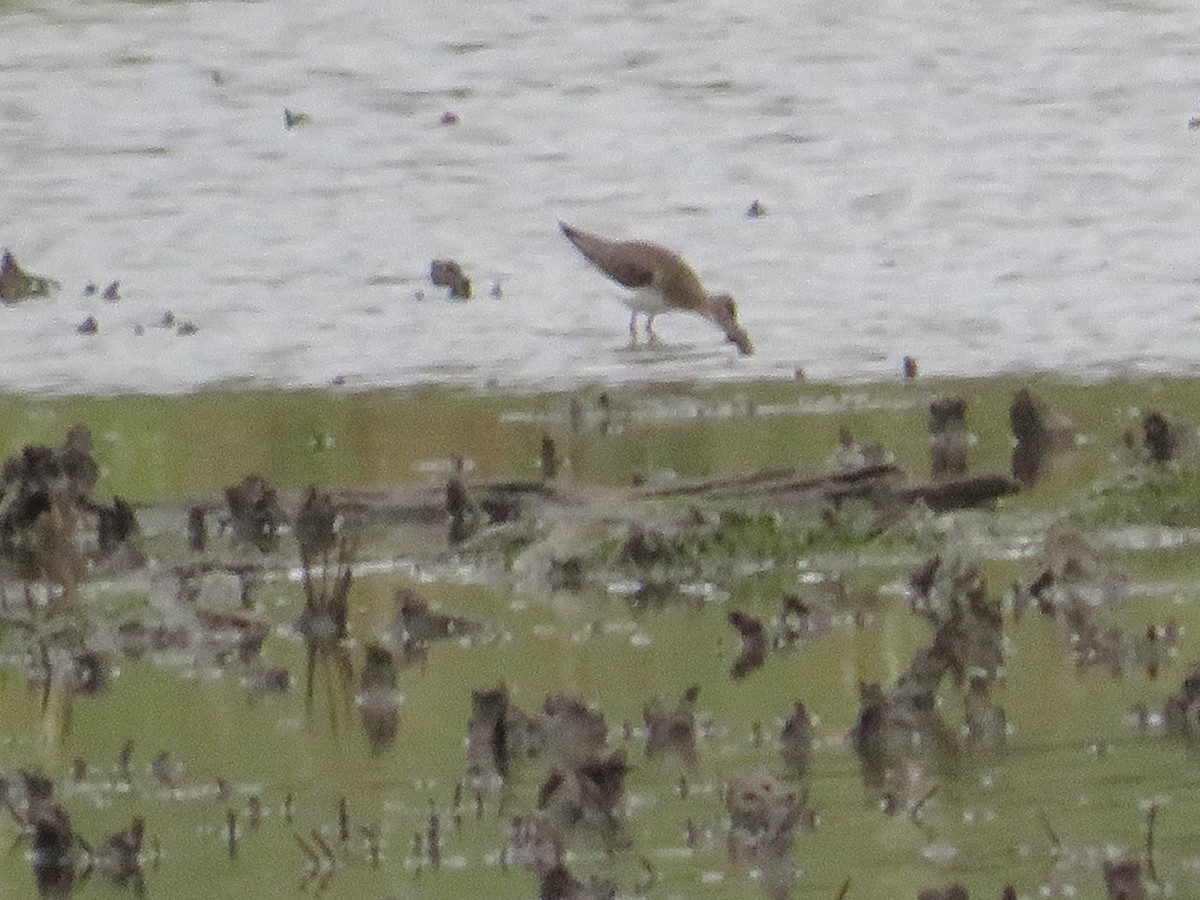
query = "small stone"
xmin=77 ymin=316 xmax=98 ymax=335
xmin=746 ymin=199 xmax=766 ymax=218
xmin=102 ymin=280 xmax=120 ymax=302
xmin=439 ymin=110 xmax=460 ymax=126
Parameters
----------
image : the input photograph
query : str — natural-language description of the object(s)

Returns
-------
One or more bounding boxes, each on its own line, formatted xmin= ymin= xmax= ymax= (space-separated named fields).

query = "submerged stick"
xmin=1037 ymin=809 xmax=1061 ymax=852
xmin=1145 ymin=802 xmax=1159 ymax=885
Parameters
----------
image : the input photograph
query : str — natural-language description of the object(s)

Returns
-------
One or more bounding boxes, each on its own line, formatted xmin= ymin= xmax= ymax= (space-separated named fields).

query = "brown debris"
xmin=643 ymin=685 xmax=699 ymax=765
xmin=1010 ymin=388 xmax=1075 ymax=486
xmin=505 ymin=814 xmax=564 ymax=875
xmin=542 ymin=694 xmax=608 ymax=769
xmin=1102 ymin=859 xmax=1147 ymax=900
xmin=779 ymin=701 xmax=813 ymax=778
xmin=537 ymin=749 xmax=628 ymax=837
xmin=430 ymin=259 xmax=471 ymax=299
xmin=224 ymin=475 xmax=285 ymax=553
xmin=725 ymin=772 xmax=807 ymax=900
xmin=0 ymin=250 xmax=60 ymax=303
xmin=538 ymin=863 xmax=617 ymax=900
xmin=0 ymin=426 xmax=139 ymax=591
xmin=929 ymin=396 xmax=969 ymax=478
xmin=358 ymin=642 xmax=399 ymax=755
xmin=918 ymin=887 xmax=968 ymax=900
xmin=295 ymin=485 xmax=338 ymax=564
xmin=728 ymin=610 xmax=768 ymax=679
xmin=466 ymin=684 xmax=543 ymax=783
xmin=391 ymin=587 xmax=484 ymax=645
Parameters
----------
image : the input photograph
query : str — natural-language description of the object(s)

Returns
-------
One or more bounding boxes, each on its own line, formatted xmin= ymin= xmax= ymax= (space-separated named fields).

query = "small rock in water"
xmin=745 ymin=199 xmax=766 ymax=218
xmin=77 ymin=316 xmax=98 ymax=335
xmin=102 ymin=281 xmax=120 ymax=302
xmin=439 ymin=110 xmax=460 ymax=126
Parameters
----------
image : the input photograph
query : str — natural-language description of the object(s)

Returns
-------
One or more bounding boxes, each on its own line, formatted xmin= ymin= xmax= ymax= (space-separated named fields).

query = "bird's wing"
xmin=559 ymin=222 xmax=655 ymax=289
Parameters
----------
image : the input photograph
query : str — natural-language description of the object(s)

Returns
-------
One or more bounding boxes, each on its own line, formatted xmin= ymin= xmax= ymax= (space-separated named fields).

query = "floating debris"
xmin=430 ymin=259 xmax=471 ymax=299
xmin=0 ymin=250 xmax=60 ymax=303
xmin=284 ymin=108 xmax=310 ymax=129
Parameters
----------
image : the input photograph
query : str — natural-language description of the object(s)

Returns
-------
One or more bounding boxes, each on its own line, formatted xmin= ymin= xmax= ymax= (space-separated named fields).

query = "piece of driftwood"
xmin=898 ymin=473 xmax=1023 ymax=512
xmin=639 ymin=463 xmax=902 ymax=502
xmin=641 ymin=464 xmax=1018 ymax=512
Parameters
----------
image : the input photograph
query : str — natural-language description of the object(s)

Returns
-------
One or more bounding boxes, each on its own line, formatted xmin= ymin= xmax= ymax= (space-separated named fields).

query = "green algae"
xmin=3 ymin=374 xmax=1200 ymax=900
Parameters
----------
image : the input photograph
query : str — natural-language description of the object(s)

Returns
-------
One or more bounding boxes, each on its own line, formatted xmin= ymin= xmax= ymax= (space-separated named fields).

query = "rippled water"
xmin=1 ymin=0 xmax=1199 ymax=393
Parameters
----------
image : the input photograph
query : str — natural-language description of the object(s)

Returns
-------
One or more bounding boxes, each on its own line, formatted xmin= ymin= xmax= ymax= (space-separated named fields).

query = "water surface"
xmin=1 ymin=0 xmax=1199 ymax=393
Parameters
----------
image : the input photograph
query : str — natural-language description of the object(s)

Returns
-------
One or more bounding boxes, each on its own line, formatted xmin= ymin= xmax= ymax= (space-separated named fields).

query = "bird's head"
xmin=706 ymin=293 xmax=754 ymax=355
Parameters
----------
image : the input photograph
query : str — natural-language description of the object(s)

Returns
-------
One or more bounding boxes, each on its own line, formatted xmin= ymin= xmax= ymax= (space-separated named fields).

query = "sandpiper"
xmin=559 ymin=222 xmax=754 ymax=355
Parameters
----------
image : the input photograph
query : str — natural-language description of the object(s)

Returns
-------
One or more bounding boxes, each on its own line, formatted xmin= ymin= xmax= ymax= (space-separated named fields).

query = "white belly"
xmin=621 ymin=286 xmax=670 ymax=315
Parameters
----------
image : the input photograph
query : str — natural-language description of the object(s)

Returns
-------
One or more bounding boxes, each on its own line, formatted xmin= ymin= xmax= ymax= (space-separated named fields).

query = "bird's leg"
xmin=628 ymin=312 xmax=639 ymax=346
xmin=645 ymin=315 xmax=659 ymax=344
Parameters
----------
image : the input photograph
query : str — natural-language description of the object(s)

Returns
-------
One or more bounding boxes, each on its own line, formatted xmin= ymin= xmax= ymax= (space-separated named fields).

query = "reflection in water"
xmin=357 ymin=643 xmax=399 ymax=755
xmin=725 ymin=772 xmax=807 ymax=900
xmin=3 ymin=771 xmax=145 ymax=898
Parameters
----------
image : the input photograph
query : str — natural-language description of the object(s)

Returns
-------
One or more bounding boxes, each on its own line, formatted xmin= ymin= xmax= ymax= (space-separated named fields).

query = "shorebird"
xmin=559 ymin=222 xmax=754 ymax=355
